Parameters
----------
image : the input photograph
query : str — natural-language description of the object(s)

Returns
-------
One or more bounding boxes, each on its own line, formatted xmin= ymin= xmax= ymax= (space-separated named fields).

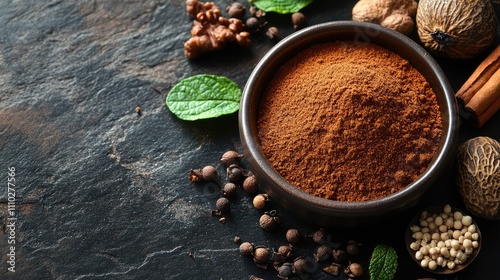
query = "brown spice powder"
xmin=257 ymin=41 xmax=443 ymax=202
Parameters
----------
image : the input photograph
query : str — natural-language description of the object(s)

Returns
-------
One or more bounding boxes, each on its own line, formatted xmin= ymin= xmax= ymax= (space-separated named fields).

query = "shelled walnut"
xmin=184 ymin=0 xmax=251 ymax=59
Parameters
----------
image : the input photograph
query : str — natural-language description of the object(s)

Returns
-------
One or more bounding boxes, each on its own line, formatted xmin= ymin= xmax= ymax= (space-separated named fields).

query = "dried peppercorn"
xmin=240 ymin=242 xmax=255 ymax=256
xmin=226 ymin=2 xmax=246 ymax=19
xmin=202 ymin=165 xmax=220 ymax=182
xmin=286 ymin=229 xmax=300 ymax=244
xmin=314 ymin=245 xmax=332 ymax=262
xmin=346 ymin=240 xmax=361 ymax=256
xmin=291 ymin=12 xmax=306 ymax=30
xmin=252 ymin=193 xmax=269 ymax=209
xmin=216 ymin=197 xmax=230 ymax=212
xmin=243 ymin=175 xmax=258 ymax=193
xmin=227 ymin=164 xmax=244 ymax=182
xmin=222 ymin=182 xmax=237 ymax=197
xmin=259 ymin=210 xmax=280 ymax=230
xmin=220 ymin=150 xmax=243 ymax=166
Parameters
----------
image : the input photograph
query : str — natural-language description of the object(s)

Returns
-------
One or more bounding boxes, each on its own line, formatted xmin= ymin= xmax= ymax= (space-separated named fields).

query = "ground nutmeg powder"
xmin=257 ymin=41 xmax=443 ymax=202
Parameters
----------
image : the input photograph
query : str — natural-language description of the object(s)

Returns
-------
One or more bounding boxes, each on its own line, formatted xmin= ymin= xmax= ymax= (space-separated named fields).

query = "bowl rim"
xmin=239 ymin=21 xmax=459 ymax=216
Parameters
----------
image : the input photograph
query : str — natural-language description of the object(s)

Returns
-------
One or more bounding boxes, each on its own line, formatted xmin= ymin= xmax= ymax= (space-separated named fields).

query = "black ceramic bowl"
xmin=239 ymin=21 xmax=459 ymax=228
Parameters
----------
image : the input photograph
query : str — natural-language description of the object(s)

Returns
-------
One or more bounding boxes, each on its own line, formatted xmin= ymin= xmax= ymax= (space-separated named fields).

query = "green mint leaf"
xmin=166 ymin=74 xmax=241 ymax=121
xmin=248 ymin=0 xmax=313 ymax=13
xmin=369 ymin=244 xmax=398 ymax=280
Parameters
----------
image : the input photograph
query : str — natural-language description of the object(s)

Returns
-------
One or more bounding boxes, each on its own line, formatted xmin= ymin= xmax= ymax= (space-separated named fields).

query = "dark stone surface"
xmin=0 ymin=0 xmax=499 ymax=279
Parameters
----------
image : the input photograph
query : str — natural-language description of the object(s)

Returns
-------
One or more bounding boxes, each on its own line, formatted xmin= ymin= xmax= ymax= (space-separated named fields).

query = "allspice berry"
xmin=346 ymin=240 xmax=360 ymax=256
xmin=226 ymin=2 xmax=246 ymax=19
xmin=227 ymin=164 xmax=244 ymax=182
xmin=188 ymin=168 xmax=203 ymax=182
xmin=277 ymin=263 xmax=294 ymax=278
xmin=265 ymin=26 xmax=279 ymax=40
xmin=314 ymin=245 xmax=332 ymax=262
xmin=286 ymin=228 xmax=300 ymax=244
xmin=277 ymin=245 xmax=293 ymax=260
xmin=332 ymin=249 xmax=347 ymax=263
xmin=311 ymin=228 xmax=328 ymax=244
xmin=259 ymin=212 xmax=279 ymax=230
xmin=291 ymin=12 xmax=306 ymax=30
xmin=239 ymin=242 xmax=255 ymax=256
xmin=345 ymin=262 xmax=364 ymax=278
xmin=245 ymin=17 xmax=260 ymax=33
xmin=292 ymin=257 xmax=308 ymax=275
xmin=202 ymin=165 xmax=220 ymax=182
xmin=252 ymin=194 xmax=268 ymax=209
xmin=253 ymin=246 xmax=270 ymax=263
xmin=243 ymin=175 xmax=258 ymax=193
xmin=220 ymin=150 xmax=243 ymax=166
xmin=216 ymin=197 xmax=230 ymax=212
xmin=223 ymin=182 xmax=237 ymax=197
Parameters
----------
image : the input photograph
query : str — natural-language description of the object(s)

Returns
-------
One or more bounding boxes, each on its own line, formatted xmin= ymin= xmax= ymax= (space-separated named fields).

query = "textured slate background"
xmin=0 ymin=0 xmax=499 ymax=279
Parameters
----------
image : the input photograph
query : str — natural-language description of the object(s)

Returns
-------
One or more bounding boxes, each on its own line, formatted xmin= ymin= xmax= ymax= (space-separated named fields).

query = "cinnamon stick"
xmin=456 ymin=44 xmax=500 ymax=104
xmin=455 ymin=44 xmax=500 ymax=127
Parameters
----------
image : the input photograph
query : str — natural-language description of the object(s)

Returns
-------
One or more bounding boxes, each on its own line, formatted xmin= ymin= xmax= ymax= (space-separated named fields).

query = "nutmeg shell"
xmin=456 ymin=136 xmax=500 ymax=220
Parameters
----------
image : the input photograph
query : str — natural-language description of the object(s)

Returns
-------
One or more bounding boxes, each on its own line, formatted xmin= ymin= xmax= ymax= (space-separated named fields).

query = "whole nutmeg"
xmin=239 ymin=242 xmax=255 ymax=256
xmin=243 ymin=175 xmax=258 ymax=193
xmin=286 ymin=228 xmax=300 ymax=244
xmin=456 ymin=136 xmax=500 ymax=220
xmin=345 ymin=262 xmax=364 ymax=278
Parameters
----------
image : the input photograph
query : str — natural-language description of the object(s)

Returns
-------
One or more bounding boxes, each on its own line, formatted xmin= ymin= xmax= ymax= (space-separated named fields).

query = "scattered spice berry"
xmin=346 ymin=240 xmax=361 ymax=256
xmin=277 ymin=245 xmax=293 ymax=260
xmin=227 ymin=164 xmax=244 ymax=182
xmin=332 ymin=249 xmax=347 ymax=263
xmin=323 ymin=262 xmax=341 ymax=276
xmin=243 ymin=175 xmax=258 ymax=193
xmin=226 ymin=2 xmax=246 ymax=19
xmin=292 ymin=256 xmax=308 ymax=275
xmin=188 ymin=168 xmax=203 ymax=182
xmin=277 ymin=262 xmax=294 ymax=278
xmin=223 ymin=182 xmax=238 ymax=197
xmin=234 ymin=236 xmax=242 ymax=244
xmin=259 ymin=211 xmax=279 ymax=230
xmin=252 ymin=193 xmax=269 ymax=209
xmin=202 ymin=165 xmax=220 ymax=182
xmin=240 ymin=242 xmax=255 ymax=256
xmin=311 ymin=228 xmax=328 ymax=244
xmin=314 ymin=245 xmax=332 ymax=262
xmin=291 ymin=12 xmax=306 ymax=30
xmin=220 ymin=150 xmax=243 ymax=166
xmin=216 ymin=197 xmax=230 ymax=212
xmin=245 ymin=17 xmax=261 ymax=32
xmin=135 ymin=106 xmax=142 ymax=116
xmin=286 ymin=228 xmax=300 ymax=244
xmin=253 ymin=246 xmax=270 ymax=268
xmin=345 ymin=262 xmax=364 ymax=278
xmin=265 ymin=26 xmax=279 ymax=40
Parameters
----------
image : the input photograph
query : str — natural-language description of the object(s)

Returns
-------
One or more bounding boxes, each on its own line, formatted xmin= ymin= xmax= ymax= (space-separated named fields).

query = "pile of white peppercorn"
xmin=408 ymin=204 xmax=480 ymax=271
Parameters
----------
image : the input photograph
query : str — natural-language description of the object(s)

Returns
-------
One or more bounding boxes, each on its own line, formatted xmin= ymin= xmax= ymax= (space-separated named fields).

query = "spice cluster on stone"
xmin=188 ymin=149 xmax=369 ymax=279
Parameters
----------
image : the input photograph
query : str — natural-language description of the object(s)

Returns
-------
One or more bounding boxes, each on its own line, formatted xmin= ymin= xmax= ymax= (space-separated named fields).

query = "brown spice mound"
xmin=257 ymin=41 xmax=443 ymax=202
